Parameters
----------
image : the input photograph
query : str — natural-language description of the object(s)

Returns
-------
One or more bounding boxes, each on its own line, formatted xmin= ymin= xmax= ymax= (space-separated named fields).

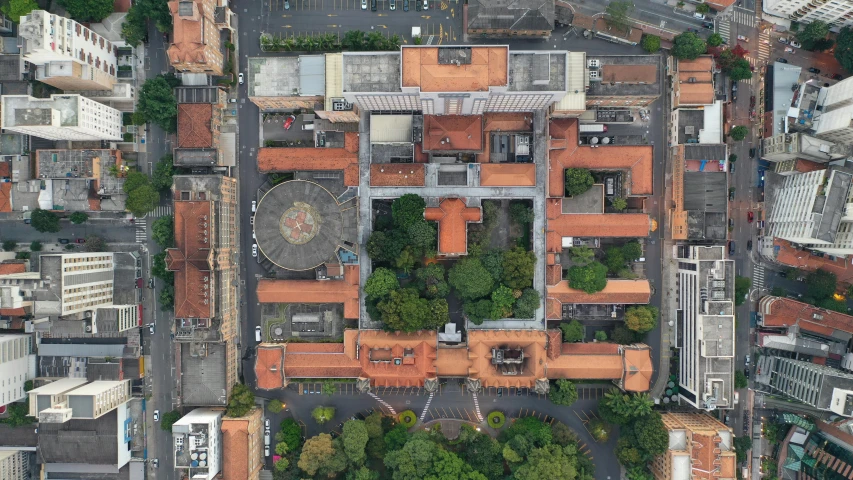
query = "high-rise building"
xmin=39 ymin=253 xmax=115 ymax=315
xmin=787 ymin=77 xmax=853 ymax=144
xmin=756 ymin=356 xmax=853 ymax=416
xmin=675 ymin=245 xmax=736 ymax=410
xmin=0 ymin=334 xmax=35 ymax=409
xmin=650 ymin=413 xmax=737 ymax=480
xmin=764 ymin=166 xmax=853 ymax=255
xmin=0 ymin=451 xmax=30 ymax=480
xmin=29 ymin=379 xmax=132 ymax=421
xmin=762 ymin=132 xmax=852 ymax=163
xmin=764 ymin=0 xmax=853 ymax=31
xmin=0 ymin=95 xmax=122 ymax=141
xmin=18 ymin=10 xmax=117 ymax=91
xmin=172 ymin=408 xmax=223 ymax=479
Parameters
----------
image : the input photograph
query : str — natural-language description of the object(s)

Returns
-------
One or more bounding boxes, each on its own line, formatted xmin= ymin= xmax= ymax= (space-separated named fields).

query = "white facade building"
xmin=765 ymin=167 xmax=853 ymax=255
xmin=29 ymin=379 xmax=131 ymax=421
xmin=757 ymin=356 xmax=853 ymax=416
xmin=674 ymin=246 xmax=736 ymax=411
xmin=0 ymin=95 xmax=122 ymax=141
xmin=0 ymin=450 xmax=29 ymax=480
xmin=0 ymin=334 xmax=35 ymax=410
xmin=40 ymin=252 xmax=115 ymax=315
xmin=764 ymin=0 xmax=853 ymax=29
xmin=19 ymin=10 xmax=118 ymax=90
xmin=172 ymin=408 xmax=223 ymax=480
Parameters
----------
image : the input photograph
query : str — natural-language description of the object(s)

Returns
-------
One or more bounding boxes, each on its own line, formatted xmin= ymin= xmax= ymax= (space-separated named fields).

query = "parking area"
xmin=423 ymin=406 xmax=480 ymax=422
xmin=271 ymin=0 xmax=452 ymax=11
xmin=263 ymin=113 xmax=316 ymax=143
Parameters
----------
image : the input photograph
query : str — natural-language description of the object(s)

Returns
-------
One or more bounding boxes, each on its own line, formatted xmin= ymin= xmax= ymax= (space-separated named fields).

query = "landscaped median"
xmin=486 ymin=410 xmax=505 ymax=429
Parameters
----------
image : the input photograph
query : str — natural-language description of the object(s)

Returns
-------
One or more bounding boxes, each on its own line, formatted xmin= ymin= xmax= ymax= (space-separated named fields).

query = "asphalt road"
xmin=0 ymin=219 xmax=136 ymax=244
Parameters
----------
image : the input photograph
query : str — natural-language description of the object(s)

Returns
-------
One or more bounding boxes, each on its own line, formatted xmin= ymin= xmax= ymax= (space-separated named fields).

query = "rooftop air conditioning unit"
xmin=587 ymin=59 xmax=600 ymax=69
xmin=589 ymin=70 xmax=599 ymax=79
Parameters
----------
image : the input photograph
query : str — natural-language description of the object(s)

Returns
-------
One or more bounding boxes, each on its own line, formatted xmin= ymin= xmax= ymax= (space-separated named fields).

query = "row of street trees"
xmin=261 ymin=31 xmax=402 ymax=52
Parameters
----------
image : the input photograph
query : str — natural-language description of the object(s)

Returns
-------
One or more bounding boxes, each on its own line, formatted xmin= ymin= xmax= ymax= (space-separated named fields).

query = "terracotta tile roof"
xmin=601 ymin=64 xmax=656 ymax=84
xmin=548 ymin=118 xmax=653 ymax=197
xmin=679 ymin=56 xmax=714 ymax=73
xmin=593 ymin=18 xmax=643 ymax=43
xmin=423 ymin=115 xmax=483 ymax=151
xmin=257 ymin=147 xmax=360 ymax=186
xmin=705 ymin=0 xmax=736 ymax=9
xmin=0 ymin=308 xmax=26 ymax=316
xmin=0 ymin=162 xmax=10 ymax=178
xmin=548 ymin=213 xmax=651 ymax=238
xmin=546 ymin=297 xmax=562 ymax=320
xmin=167 ymin=201 xmax=214 ymax=319
xmin=467 ymin=330 xmax=547 ymax=388
xmin=344 ymin=132 xmax=359 ymax=153
xmin=479 ymin=163 xmax=536 ymax=186
xmin=0 ymin=263 xmax=26 ymax=275
xmin=677 ymin=83 xmax=715 ymax=106
xmin=546 ymin=353 xmax=624 ymax=380
xmin=424 ymin=198 xmax=482 ymax=256
xmin=759 ymin=295 xmax=853 ymax=337
xmin=177 ymin=104 xmax=214 ymax=148
xmin=433 ymin=347 xmax=471 ymax=376
xmin=571 ymin=12 xmax=595 ymax=30
xmin=546 ymin=265 xmax=563 ymax=287
xmin=358 ymin=330 xmax=438 ymax=387
xmin=255 ymin=344 xmax=286 ymax=390
xmin=88 ymin=198 xmax=101 ymax=210
xmin=370 ymin=164 xmax=425 ymax=187
xmin=774 ymin=238 xmax=853 ymax=285
xmin=283 ymin=343 xmax=362 ymax=379
xmin=483 ymin=113 xmax=532 ymax=133
xmin=256 ymin=265 xmax=360 ymax=319
xmin=621 ymin=344 xmax=653 ymax=392
xmin=546 ymin=230 xmax=562 ymax=253
xmin=548 ymin=279 xmax=651 ymax=305
xmin=546 ymin=329 xmax=562 ymax=360
xmin=167 ymin=0 xmax=210 ymax=65
xmin=221 ymin=410 xmax=263 ymax=480
xmin=0 ymin=183 xmax=11 ymax=212
xmin=795 ymin=158 xmax=828 ymax=173
xmin=284 ymin=343 xmax=346 ymax=353
xmin=560 ymin=343 xmax=620 ymax=355
xmin=402 ymin=46 xmax=508 ymax=92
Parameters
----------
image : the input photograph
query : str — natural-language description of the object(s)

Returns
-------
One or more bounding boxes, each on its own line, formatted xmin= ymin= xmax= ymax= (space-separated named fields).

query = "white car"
xmin=737 ymin=35 xmax=749 ymax=42
xmin=250 ymin=216 xmax=255 ymax=225
xmin=251 ymin=200 xmax=257 ymax=212
xmin=153 ymin=410 xmax=160 ymax=422
xmin=252 ymin=244 xmax=258 ymax=257
xmin=777 ymin=37 xmax=789 ymax=44
xmin=153 ymin=459 xmax=159 ymax=468
xmin=252 ymin=230 xmax=256 ymax=240
xmin=423 ymin=0 xmax=428 ymax=9
xmin=785 ymin=46 xmax=795 ymax=53
xmin=149 ymin=323 xmax=154 ymax=334
xmin=265 ymin=445 xmax=270 ymax=457
xmin=693 ymin=12 xmax=705 ymax=19
xmin=790 ymin=40 xmax=802 ymax=48
xmin=361 ymin=0 xmax=367 ymax=8
xmin=255 ymin=326 xmax=262 ymax=342
xmin=238 ymin=73 xmax=244 ymax=85
xmin=265 ymin=419 xmax=270 ymax=430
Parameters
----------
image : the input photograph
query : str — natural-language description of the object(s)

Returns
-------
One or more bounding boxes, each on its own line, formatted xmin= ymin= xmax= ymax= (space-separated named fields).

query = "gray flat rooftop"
xmin=678 ymin=109 xmax=706 ymax=144
xmin=180 ymin=342 xmax=228 ymax=406
xmin=249 ymin=57 xmax=300 ymax=97
xmin=36 ymin=149 xmax=113 ymax=179
xmin=683 ymin=172 xmax=727 ymax=212
xmin=175 ymin=86 xmax=223 ymax=104
xmin=508 ymin=52 xmax=566 ymax=92
xmin=371 ymin=144 xmax=414 ymax=163
xmin=811 ymin=168 xmax=853 ymax=243
xmin=561 ymin=184 xmax=603 ymax=214
xmin=684 ymin=144 xmax=727 ymax=161
xmin=702 ymin=315 xmax=734 ymax=356
xmin=3 ymin=95 xmax=79 ymax=128
xmin=342 ymin=52 xmax=402 ymax=93
xmin=467 ymin=0 xmax=554 ymax=31
xmin=587 ymin=55 xmax=661 ymax=98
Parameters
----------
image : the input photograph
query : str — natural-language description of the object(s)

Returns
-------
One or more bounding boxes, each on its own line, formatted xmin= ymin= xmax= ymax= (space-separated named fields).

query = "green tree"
xmin=449 ymin=258 xmax=495 ymax=300
xmin=513 ymin=288 xmax=540 ymax=318
xmin=696 ymin=3 xmax=710 ymax=13
xmin=613 ymin=325 xmax=641 ymax=344
xmin=565 ymin=168 xmax=595 ymax=197
xmin=123 ymin=170 xmax=149 ymax=194
xmin=69 ymin=212 xmax=89 ymax=224
xmin=611 ymin=197 xmax=628 ymax=210
xmin=458 ymin=426 xmax=504 ymax=479
xmin=641 ymin=34 xmax=661 ymax=53
xmin=394 ymin=247 xmax=417 ymax=274
xmin=599 ymin=390 xmax=654 ymax=425
xmin=363 ymin=412 xmax=386 ymax=460
xmin=1 ymin=240 xmax=15 ymax=251
xmin=566 ymin=261 xmax=607 ymax=293
xmin=729 ymin=125 xmax=748 ymax=141
xmin=377 ymin=288 xmax=447 ymax=332
xmin=407 ymin=220 xmax=436 ymax=254
xmin=1 ymin=0 xmax=38 ymax=22
xmin=384 ymin=423 xmax=410 ymax=451
xmin=626 ymin=466 xmax=655 ymax=480
xmin=480 ymin=249 xmax=504 ymax=281
xmin=728 ymin=58 xmax=753 ymax=81
xmin=312 ymin=406 xmax=335 ymax=424
xmin=490 ymin=285 xmax=516 ymax=319
xmin=595 ymin=330 xmax=608 ymax=341
xmin=137 ymin=75 xmax=179 ymax=132
xmin=364 ymin=267 xmax=400 ymax=300
xmin=625 ymin=305 xmax=659 ymax=333
xmin=735 ymin=370 xmax=748 ymax=389
xmin=818 ymin=297 xmax=848 ymax=313
xmin=604 ymin=247 xmax=626 ymax=273
xmin=797 ymin=20 xmax=829 ymax=48
xmin=733 ymin=435 xmax=753 ymax=462
xmin=622 ymin=241 xmax=643 ymax=261
xmin=322 ymin=381 xmax=336 ymax=397
xmin=500 ymin=416 xmax=553 ymax=448
xmin=30 ymin=209 xmax=61 ymax=233
xmin=734 ymin=275 xmax=751 ymax=306
xmin=342 ymin=420 xmax=369 ymax=465
xmin=570 ymin=246 xmax=595 ymax=266
xmin=707 ymin=32 xmax=724 ymax=47
xmin=151 ymin=154 xmax=174 ymax=192
xmin=634 ymin=412 xmax=669 ymax=458
xmin=616 ymin=437 xmax=644 ymax=465
xmin=510 ymin=202 xmax=534 ymax=225
xmin=502 ymin=247 xmax=535 ymax=289
xmin=672 ymin=32 xmax=707 ymax=60
xmin=29 ymin=240 xmax=42 ymax=252
xmin=605 ymin=0 xmax=634 ymax=31
xmin=152 ymin=215 xmax=175 ymax=249
xmin=415 ymin=263 xmax=449 ymax=299
xmin=279 ymin=418 xmax=303 ymax=452
xmin=560 ymin=319 xmax=585 ymax=342
xmin=126 ymin=184 xmax=160 ymax=217
xmin=58 ymin=0 xmax=114 ymax=22
xmin=85 ymin=235 xmax=107 ymax=252
xmin=385 ymin=432 xmax=487 ymax=480
xmin=549 ymin=379 xmax=578 ymax=406
xmin=226 ymin=383 xmax=255 ymax=417
xmin=807 ymin=268 xmax=837 ymax=300
xmin=273 ymin=457 xmax=289 ymax=472
xmin=464 ymin=299 xmax=494 ymax=325
xmin=729 ymin=154 xmax=738 ymax=163
xmin=366 ymin=230 xmax=406 ymax=264
xmin=159 ymin=285 xmax=174 ymax=310
xmin=275 ymin=441 xmax=289 ymax=456
xmin=267 ymin=399 xmax=283 ymax=414
xmin=835 ymin=27 xmax=853 ymax=72
xmin=160 ymin=410 xmax=182 ymax=431
xmin=588 ymin=418 xmax=611 ymax=442
xmin=0 ymin=403 xmax=34 ymax=427
xmin=392 ymin=194 xmax=426 ymax=230
xmin=298 ymin=433 xmax=347 ymax=477
xmin=513 ymin=444 xmax=578 ymax=480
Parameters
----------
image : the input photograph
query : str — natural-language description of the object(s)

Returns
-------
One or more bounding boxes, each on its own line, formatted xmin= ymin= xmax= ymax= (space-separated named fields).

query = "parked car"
xmin=729 ymin=241 xmax=736 ymax=255
xmin=776 ymin=57 xmax=788 ymax=63
xmin=784 ymin=47 xmax=795 ymax=53
xmin=265 ymin=419 xmax=270 ymax=430
xmin=284 ymin=0 xmax=290 ymax=8
xmin=744 ymin=367 xmax=750 ymax=378
xmin=251 ymin=200 xmax=257 ymax=212
xmin=416 ymin=0 xmax=421 ymax=10
xmin=148 ymin=278 xmax=154 ymax=289
xmin=390 ymin=0 xmax=395 ymax=9
xmin=252 ymin=244 xmax=258 ymax=257
xmin=745 ymin=355 xmax=751 ymax=366
xmin=737 ymin=34 xmax=748 ymax=42
xmin=149 ymin=323 xmax=155 ymax=334
xmin=778 ymin=37 xmax=789 ymax=44
xmin=730 ymin=163 xmax=736 ymax=174
xmin=731 ymin=81 xmax=738 ymax=92
xmin=729 ymin=218 xmax=734 ymax=228
xmin=747 ymin=240 xmax=753 ymax=251
xmin=729 ymin=188 xmax=736 ymax=201
xmin=423 ymin=0 xmax=428 ymax=10
xmin=809 ymin=67 xmax=821 ymax=74
xmin=403 ymin=0 xmax=408 ymax=10
xmin=362 ymin=0 xmax=367 ymax=8
xmin=75 ymin=238 xmax=86 ymax=244
xmin=790 ymin=40 xmax=802 ymax=48
xmin=154 ymin=410 xmax=160 ymax=422
xmin=153 ymin=459 xmax=159 ymax=468
xmin=693 ymin=12 xmax=705 ymax=19
xmin=283 ymin=115 xmax=296 ymax=130
xmin=371 ymin=0 xmax=377 ymax=10
xmin=749 ymin=148 xmax=756 ymax=158
xmin=255 ymin=326 xmax=262 ymax=342
xmin=833 ymin=73 xmax=844 ymax=80
xmin=58 ymin=238 xmax=70 ymax=244
xmin=703 ymin=21 xmax=714 ymax=29
xmin=265 ymin=446 xmax=270 ymax=457
xmin=238 ymin=73 xmax=244 ymax=85
xmin=747 ymin=211 xmax=754 ymax=223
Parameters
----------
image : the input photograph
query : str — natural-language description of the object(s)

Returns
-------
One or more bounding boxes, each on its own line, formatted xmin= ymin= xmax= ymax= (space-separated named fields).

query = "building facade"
xmin=0 ymin=95 xmax=122 ymax=141
xmin=221 ymin=408 xmax=263 ymax=480
xmin=0 ymin=450 xmax=29 ymax=480
xmin=756 ymin=356 xmax=853 ymax=416
xmin=0 ymin=334 xmax=36 ymax=409
xmin=18 ymin=10 xmax=118 ymax=90
xmin=650 ymin=413 xmax=737 ymax=480
xmin=172 ymin=408 xmax=223 ymax=479
xmin=762 ymin=132 xmax=851 ymax=163
xmin=675 ymin=245 xmax=736 ymax=410
xmin=167 ymin=0 xmax=233 ymax=75
xmin=764 ymin=0 xmax=853 ymax=30
xmin=42 ymin=253 xmax=115 ymax=315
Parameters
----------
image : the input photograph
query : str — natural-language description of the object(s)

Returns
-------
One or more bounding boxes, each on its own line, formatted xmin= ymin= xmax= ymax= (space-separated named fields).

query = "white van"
xmin=302 ymin=122 xmax=314 ymax=131
xmin=255 ymin=326 xmax=262 ymax=342
xmin=264 ymin=432 xmax=270 ymax=446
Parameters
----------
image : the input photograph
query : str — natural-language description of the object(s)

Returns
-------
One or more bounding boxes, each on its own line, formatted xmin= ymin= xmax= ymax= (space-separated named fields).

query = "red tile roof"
xmin=546 ymin=297 xmax=562 ymax=320
xmin=548 ymin=279 xmax=651 ymax=305
xmin=257 ymin=147 xmax=359 ymax=186
xmin=424 ymin=198 xmax=482 ymax=256
xmin=177 ymin=104 xmax=214 ymax=148
xmin=402 ymin=46 xmax=508 ymax=92
xmin=622 ymin=345 xmax=653 ymax=392
xmin=221 ymin=409 xmax=263 ymax=480
xmin=0 ymin=308 xmax=26 ymax=316
xmin=256 ymin=266 xmax=360 ymax=319
xmin=479 ymin=163 xmax=536 ymax=186
xmin=483 ymin=112 xmax=532 ymax=133
xmin=166 ymin=201 xmax=214 ymax=319
xmin=0 ymin=183 xmax=11 ymax=212
xmin=423 ymin=115 xmax=483 ymax=151
xmin=0 ymin=162 xmax=10 ymax=178
xmin=370 ymin=164 xmax=425 ymax=187
xmin=255 ymin=344 xmax=286 ymax=390
xmin=795 ymin=159 xmax=827 ymax=173
xmin=546 ymin=264 xmax=563 ymax=286
xmin=0 ymin=263 xmax=26 ymax=275
xmin=548 ymin=118 xmax=653 ymax=197
xmin=774 ymin=238 xmax=853 ymax=286
xmin=759 ymin=295 xmax=853 ymax=337
xmin=547 ymin=209 xmax=650 ymax=239
xmin=560 ymin=343 xmax=620 ymax=355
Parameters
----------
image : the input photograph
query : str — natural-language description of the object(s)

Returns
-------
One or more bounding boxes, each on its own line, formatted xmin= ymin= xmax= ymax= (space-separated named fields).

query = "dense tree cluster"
xmin=598 ymin=390 xmax=667 ymax=477
xmin=123 ymin=170 xmax=160 ymax=217
xmin=122 ymin=0 xmax=172 ymax=46
xmin=136 ymin=74 xmax=181 ymax=132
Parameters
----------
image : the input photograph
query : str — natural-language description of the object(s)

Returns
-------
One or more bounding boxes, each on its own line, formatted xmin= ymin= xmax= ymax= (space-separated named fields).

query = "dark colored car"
xmin=776 ymin=57 xmax=788 ymax=63
xmin=703 ymin=22 xmax=714 ymax=29
xmin=371 ymin=0 xmax=376 ymax=11
xmin=416 ymin=0 xmax=421 ymax=10
xmin=730 ymin=163 xmax=736 ymax=174
xmin=779 ymin=271 xmax=787 ymax=278
xmin=729 ymin=188 xmax=735 ymax=201
xmin=747 ymin=240 xmax=753 ymax=251
xmin=403 ymin=0 xmax=408 ymax=10
xmin=833 ymin=73 xmax=844 ymax=80
xmin=58 ymin=238 xmax=70 ymax=244
xmin=749 ymin=147 xmax=756 ymax=158
xmin=729 ymin=241 xmax=735 ymax=256
xmin=809 ymin=67 xmax=821 ymax=74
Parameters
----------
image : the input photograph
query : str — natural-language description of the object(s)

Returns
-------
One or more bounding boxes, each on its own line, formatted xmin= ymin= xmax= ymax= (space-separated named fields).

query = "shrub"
xmin=487 ymin=411 xmax=506 ymax=429
xmin=268 ymin=399 xmax=283 ymax=413
xmin=2 ymin=240 xmax=16 ymax=251
xmin=30 ymin=241 xmax=42 ymax=252
xmin=398 ymin=410 xmax=417 ymax=428
xmin=69 ymin=212 xmax=89 ymax=224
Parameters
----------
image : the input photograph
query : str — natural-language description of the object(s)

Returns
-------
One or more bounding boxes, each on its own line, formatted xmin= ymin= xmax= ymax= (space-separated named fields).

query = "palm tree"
xmin=366 ymin=31 xmax=385 ymax=51
xmin=387 ymin=34 xmax=401 ymax=51
xmin=342 ymin=30 xmax=365 ymax=51
xmin=283 ymin=38 xmax=295 ymax=52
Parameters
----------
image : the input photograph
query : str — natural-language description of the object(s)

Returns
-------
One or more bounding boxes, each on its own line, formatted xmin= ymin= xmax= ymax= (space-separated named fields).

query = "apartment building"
xmin=0 ymin=450 xmax=29 ymax=480
xmin=172 ymin=408 xmax=223 ymax=479
xmin=221 ymin=408 xmax=263 ymax=480
xmin=39 ymin=253 xmax=115 ymax=315
xmin=0 ymin=334 xmax=36 ymax=409
xmin=756 ymin=356 xmax=853 ymax=416
xmin=764 ymin=166 xmax=853 ymax=255
xmin=787 ymin=76 xmax=853 ymax=143
xmin=0 ymin=95 xmax=122 ymax=141
xmin=167 ymin=0 xmax=233 ymax=75
xmin=35 ymin=148 xmax=128 ymax=211
xmin=19 ymin=10 xmax=117 ymax=91
xmin=675 ymin=245 xmax=736 ymax=410
xmin=764 ymin=0 xmax=853 ymax=30
xmin=29 ymin=378 xmax=132 ymax=420
xmin=650 ymin=413 xmax=736 ymax=480
xmin=586 ymin=55 xmax=663 ymax=109
xmin=762 ymin=132 xmax=852 ymax=163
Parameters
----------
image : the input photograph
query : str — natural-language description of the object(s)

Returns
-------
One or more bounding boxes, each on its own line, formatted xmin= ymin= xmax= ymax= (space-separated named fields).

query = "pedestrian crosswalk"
xmin=753 ymin=264 xmax=765 ymax=291
xmin=152 ymin=205 xmax=172 ymax=218
xmin=367 ymin=391 xmax=396 ymax=415
xmin=757 ymin=30 xmax=771 ymax=63
xmin=135 ymin=222 xmax=147 ymax=243
xmin=718 ymin=19 xmax=732 ymax=45
xmin=731 ymin=6 xmax=756 ymax=27
xmin=471 ymin=392 xmax=483 ymax=422
xmin=419 ymin=392 xmax=435 ymax=422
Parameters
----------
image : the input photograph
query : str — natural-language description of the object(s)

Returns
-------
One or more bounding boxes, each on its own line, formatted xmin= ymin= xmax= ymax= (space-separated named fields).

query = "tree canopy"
xmin=624 ymin=305 xmax=659 ymax=333
xmin=836 ymin=27 xmax=853 ymax=72
xmin=58 ymin=0 xmax=114 ymax=22
xmin=225 ymin=383 xmax=254 ymax=417
xmin=641 ymin=34 xmax=661 ymax=53
xmin=449 ymin=258 xmax=495 ymax=300
xmin=729 ymin=125 xmax=748 ymax=141
xmin=30 ymin=209 xmax=61 ymax=233
xmin=364 ymin=267 xmax=400 ymax=300
xmin=604 ymin=0 xmax=633 ymax=31
xmin=549 ymin=379 xmax=578 ymax=406
xmin=513 ymin=288 xmax=540 ymax=319
xmin=415 ymin=263 xmax=449 ymax=299
xmin=806 ymin=269 xmax=837 ymax=301
xmin=341 ymin=420 xmax=369 ymax=466
xmin=69 ymin=212 xmax=89 ymax=224
xmin=152 ymin=154 xmax=174 ymax=192
xmin=707 ymin=33 xmax=723 ymax=47
xmin=137 ymin=74 xmax=180 ymax=132
xmin=123 ymin=171 xmax=160 ymax=217
xmin=377 ymin=288 xmax=449 ymax=332
xmin=392 ymin=194 xmax=427 ymax=230
xmin=122 ymin=0 xmax=172 ymax=46
xmin=797 ymin=20 xmax=830 ymax=49
xmin=152 ymin=215 xmax=175 ymax=249
xmin=672 ymin=32 xmax=707 ymax=60
xmin=560 ymin=320 xmax=585 ymax=343
xmin=502 ymin=247 xmax=535 ymax=289
xmin=566 ymin=262 xmax=607 ymax=293
xmin=565 ymin=168 xmax=595 ymax=197
xmin=1 ymin=0 xmax=38 ymax=22
xmin=734 ymin=275 xmax=751 ymax=306
xmin=298 ymin=433 xmax=347 ymax=477
xmin=160 ymin=410 xmax=182 ymax=431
